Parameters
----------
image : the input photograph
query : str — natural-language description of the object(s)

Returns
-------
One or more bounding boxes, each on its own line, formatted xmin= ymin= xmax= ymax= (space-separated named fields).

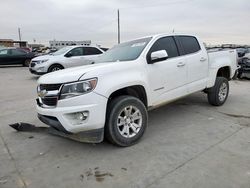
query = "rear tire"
xmin=105 ymin=96 xmax=148 ymax=147
xmin=48 ymin=64 xmax=64 ymax=72
xmin=207 ymin=77 xmax=229 ymax=106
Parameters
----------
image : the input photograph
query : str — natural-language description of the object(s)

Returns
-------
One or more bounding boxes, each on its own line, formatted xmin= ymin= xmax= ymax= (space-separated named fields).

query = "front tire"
xmin=23 ymin=59 xmax=31 ymax=67
xmin=207 ymin=77 xmax=229 ymax=106
xmin=48 ymin=64 xmax=64 ymax=72
xmin=105 ymin=96 xmax=148 ymax=147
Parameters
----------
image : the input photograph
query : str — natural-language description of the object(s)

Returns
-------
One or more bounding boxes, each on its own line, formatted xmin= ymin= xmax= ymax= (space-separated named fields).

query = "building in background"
xmin=0 ymin=39 xmax=27 ymax=48
xmin=49 ymin=40 xmax=91 ymax=49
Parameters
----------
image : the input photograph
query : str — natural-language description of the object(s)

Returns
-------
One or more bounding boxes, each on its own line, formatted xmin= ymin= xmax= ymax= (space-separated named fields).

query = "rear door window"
xmin=0 ymin=49 xmax=9 ymax=55
xmin=82 ymin=47 xmax=103 ymax=55
xmin=177 ymin=36 xmax=201 ymax=55
xmin=10 ymin=49 xmax=27 ymax=55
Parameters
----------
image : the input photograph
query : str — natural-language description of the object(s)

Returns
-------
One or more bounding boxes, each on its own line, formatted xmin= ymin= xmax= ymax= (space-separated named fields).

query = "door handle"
xmin=200 ymin=57 xmax=207 ymax=62
xmin=177 ymin=62 xmax=185 ymax=67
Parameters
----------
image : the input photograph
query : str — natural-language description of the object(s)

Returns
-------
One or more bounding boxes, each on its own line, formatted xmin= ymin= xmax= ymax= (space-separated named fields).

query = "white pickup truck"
xmin=36 ymin=34 xmax=237 ymax=146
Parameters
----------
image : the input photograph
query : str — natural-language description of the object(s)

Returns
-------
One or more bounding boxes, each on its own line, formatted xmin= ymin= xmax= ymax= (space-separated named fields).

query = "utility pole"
xmin=117 ymin=9 xmax=120 ymax=44
xmin=18 ymin=27 xmax=22 ymax=41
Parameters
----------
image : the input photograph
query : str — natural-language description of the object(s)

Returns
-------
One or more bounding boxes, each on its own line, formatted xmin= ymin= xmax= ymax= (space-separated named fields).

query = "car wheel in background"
xmin=207 ymin=77 xmax=229 ymax=106
xmin=48 ymin=64 xmax=64 ymax=72
xmin=23 ymin=59 xmax=31 ymax=67
xmin=105 ymin=95 xmax=148 ymax=147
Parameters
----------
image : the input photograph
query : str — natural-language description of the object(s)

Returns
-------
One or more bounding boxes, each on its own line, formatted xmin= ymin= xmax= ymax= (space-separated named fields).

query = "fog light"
xmin=76 ymin=112 xmax=88 ymax=121
xmin=64 ymin=111 xmax=89 ymax=125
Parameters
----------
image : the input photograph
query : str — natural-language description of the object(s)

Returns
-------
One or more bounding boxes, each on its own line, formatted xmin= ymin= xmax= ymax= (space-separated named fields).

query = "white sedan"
xmin=29 ymin=46 xmax=104 ymax=75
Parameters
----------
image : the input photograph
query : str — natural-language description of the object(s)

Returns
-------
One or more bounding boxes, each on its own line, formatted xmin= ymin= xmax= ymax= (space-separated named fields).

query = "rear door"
xmin=9 ymin=49 xmax=28 ymax=64
xmin=176 ymin=36 xmax=208 ymax=93
xmin=146 ymin=36 xmax=188 ymax=105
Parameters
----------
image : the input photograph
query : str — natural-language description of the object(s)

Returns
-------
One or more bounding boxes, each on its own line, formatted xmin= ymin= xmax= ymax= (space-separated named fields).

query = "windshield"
xmin=96 ymin=37 xmax=152 ymax=63
xmin=53 ymin=46 xmax=72 ymax=55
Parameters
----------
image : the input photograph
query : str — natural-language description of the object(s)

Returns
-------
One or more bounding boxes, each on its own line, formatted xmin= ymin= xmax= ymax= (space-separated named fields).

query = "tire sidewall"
xmin=214 ymin=77 xmax=229 ymax=105
xmin=107 ymin=96 xmax=148 ymax=146
xmin=48 ymin=65 xmax=63 ymax=72
xmin=23 ymin=59 xmax=30 ymax=67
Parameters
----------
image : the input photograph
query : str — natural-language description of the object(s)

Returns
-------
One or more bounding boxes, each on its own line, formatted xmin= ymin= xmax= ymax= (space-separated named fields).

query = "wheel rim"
xmin=117 ymin=105 xmax=142 ymax=138
xmin=51 ymin=67 xmax=61 ymax=72
xmin=218 ymin=82 xmax=228 ymax=102
xmin=25 ymin=60 xmax=30 ymax=66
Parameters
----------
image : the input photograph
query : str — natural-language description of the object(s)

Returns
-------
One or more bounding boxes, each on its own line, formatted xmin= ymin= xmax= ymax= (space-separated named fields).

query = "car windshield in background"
xmin=53 ymin=46 xmax=72 ymax=55
xmin=96 ymin=37 xmax=152 ymax=63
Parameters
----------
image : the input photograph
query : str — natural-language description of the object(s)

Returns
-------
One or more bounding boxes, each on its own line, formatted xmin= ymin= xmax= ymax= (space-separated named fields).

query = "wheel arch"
xmin=107 ymin=85 xmax=148 ymax=108
xmin=216 ymin=66 xmax=231 ymax=80
xmin=48 ymin=63 xmax=64 ymax=71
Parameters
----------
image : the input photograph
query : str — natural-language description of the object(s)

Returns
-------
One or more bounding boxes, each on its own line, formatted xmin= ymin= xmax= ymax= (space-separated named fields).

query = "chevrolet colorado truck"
xmin=36 ymin=34 xmax=237 ymax=146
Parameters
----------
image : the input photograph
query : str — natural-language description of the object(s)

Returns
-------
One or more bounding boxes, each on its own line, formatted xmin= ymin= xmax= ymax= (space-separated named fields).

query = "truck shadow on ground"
xmin=7 ymin=91 xmax=241 ymax=185
xmin=13 ymin=92 xmax=211 ymax=151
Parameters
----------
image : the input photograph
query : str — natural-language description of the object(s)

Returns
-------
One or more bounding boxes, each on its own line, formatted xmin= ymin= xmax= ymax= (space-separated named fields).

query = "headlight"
xmin=36 ymin=59 xmax=49 ymax=64
xmin=60 ymin=78 xmax=97 ymax=99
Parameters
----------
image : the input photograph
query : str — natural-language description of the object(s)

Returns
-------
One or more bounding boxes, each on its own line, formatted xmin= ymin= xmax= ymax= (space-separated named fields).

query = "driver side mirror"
xmin=149 ymin=50 xmax=168 ymax=63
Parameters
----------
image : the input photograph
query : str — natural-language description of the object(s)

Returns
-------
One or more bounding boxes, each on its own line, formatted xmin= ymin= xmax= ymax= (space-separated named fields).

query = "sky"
xmin=0 ymin=0 xmax=250 ymax=47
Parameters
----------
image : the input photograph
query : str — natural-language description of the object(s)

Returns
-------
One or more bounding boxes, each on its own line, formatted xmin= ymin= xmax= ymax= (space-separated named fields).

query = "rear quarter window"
xmin=178 ymin=36 xmax=201 ymax=55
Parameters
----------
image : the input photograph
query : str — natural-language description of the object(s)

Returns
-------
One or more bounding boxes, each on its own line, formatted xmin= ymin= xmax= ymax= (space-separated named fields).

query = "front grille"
xmin=41 ymin=97 xmax=58 ymax=106
xmin=40 ymin=84 xmax=62 ymax=91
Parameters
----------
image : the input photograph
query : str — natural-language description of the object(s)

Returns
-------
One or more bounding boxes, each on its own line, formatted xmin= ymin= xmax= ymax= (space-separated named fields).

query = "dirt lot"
xmin=0 ymin=66 xmax=250 ymax=188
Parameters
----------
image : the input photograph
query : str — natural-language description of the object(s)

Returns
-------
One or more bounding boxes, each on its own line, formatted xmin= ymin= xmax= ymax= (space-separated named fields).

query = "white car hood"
xmin=38 ymin=63 xmax=112 ymax=84
xmin=32 ymin=54 xmax=54 ymax=61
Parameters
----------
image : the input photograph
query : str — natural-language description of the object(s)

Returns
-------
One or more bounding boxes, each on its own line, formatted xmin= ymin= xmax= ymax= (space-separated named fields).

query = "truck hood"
xmin=38 ymin=62 xmax=113 ymax=84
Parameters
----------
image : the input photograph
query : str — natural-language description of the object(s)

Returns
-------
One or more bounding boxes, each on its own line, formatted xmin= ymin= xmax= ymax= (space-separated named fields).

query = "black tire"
xmin=207 ymin=77 xmax=229 ymax=106
xmin=48 ymin=64 xmax=64 ymax=72
xmin=105 ymin=95 xmax=148 ymax=147
xmin=23 ymin=59 xmax=31 ymax=67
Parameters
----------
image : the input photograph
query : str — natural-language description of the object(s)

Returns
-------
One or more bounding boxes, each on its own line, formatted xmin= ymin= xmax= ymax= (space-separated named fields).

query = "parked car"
xmin=243 ymin=50 xmax=250 ymax=59
xmin=29 ymin=46 xmax=104 ymax=75
xmin=238 ymin=57 xmax=250 ymax=79
xmin=0 ymin=48 xmax=35 ymax=66
xmin=35 ymin=34 xmax=237 ymax=146
xmin=236 ymin=48 xmax=247 ymax=58
xmin=18 ymin=47 xmax=32 ymax=53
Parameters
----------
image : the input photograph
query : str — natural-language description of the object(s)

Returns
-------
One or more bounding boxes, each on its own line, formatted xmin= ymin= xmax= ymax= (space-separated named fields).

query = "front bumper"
xmin=29 ymin=68 xmax=46 ymax=75
xmin=29 ymin=62 xmax=48 ymax=75
xmin=38 ymin=114 xmax=104 ymax=143
xmin=36 ymin=92 xmax=108 ymax=134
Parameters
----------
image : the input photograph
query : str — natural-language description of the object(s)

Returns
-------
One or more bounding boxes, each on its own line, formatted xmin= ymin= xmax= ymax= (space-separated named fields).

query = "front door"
xmin=146 ymin=36 xmax=188 ymax=106
xmin=64 ymin=47 xmax=85 ymax=68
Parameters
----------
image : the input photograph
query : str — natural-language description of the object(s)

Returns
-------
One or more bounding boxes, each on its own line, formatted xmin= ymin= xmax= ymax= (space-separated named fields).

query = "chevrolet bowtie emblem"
xmin=38 ymin=90 xmax=48 ymax=98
